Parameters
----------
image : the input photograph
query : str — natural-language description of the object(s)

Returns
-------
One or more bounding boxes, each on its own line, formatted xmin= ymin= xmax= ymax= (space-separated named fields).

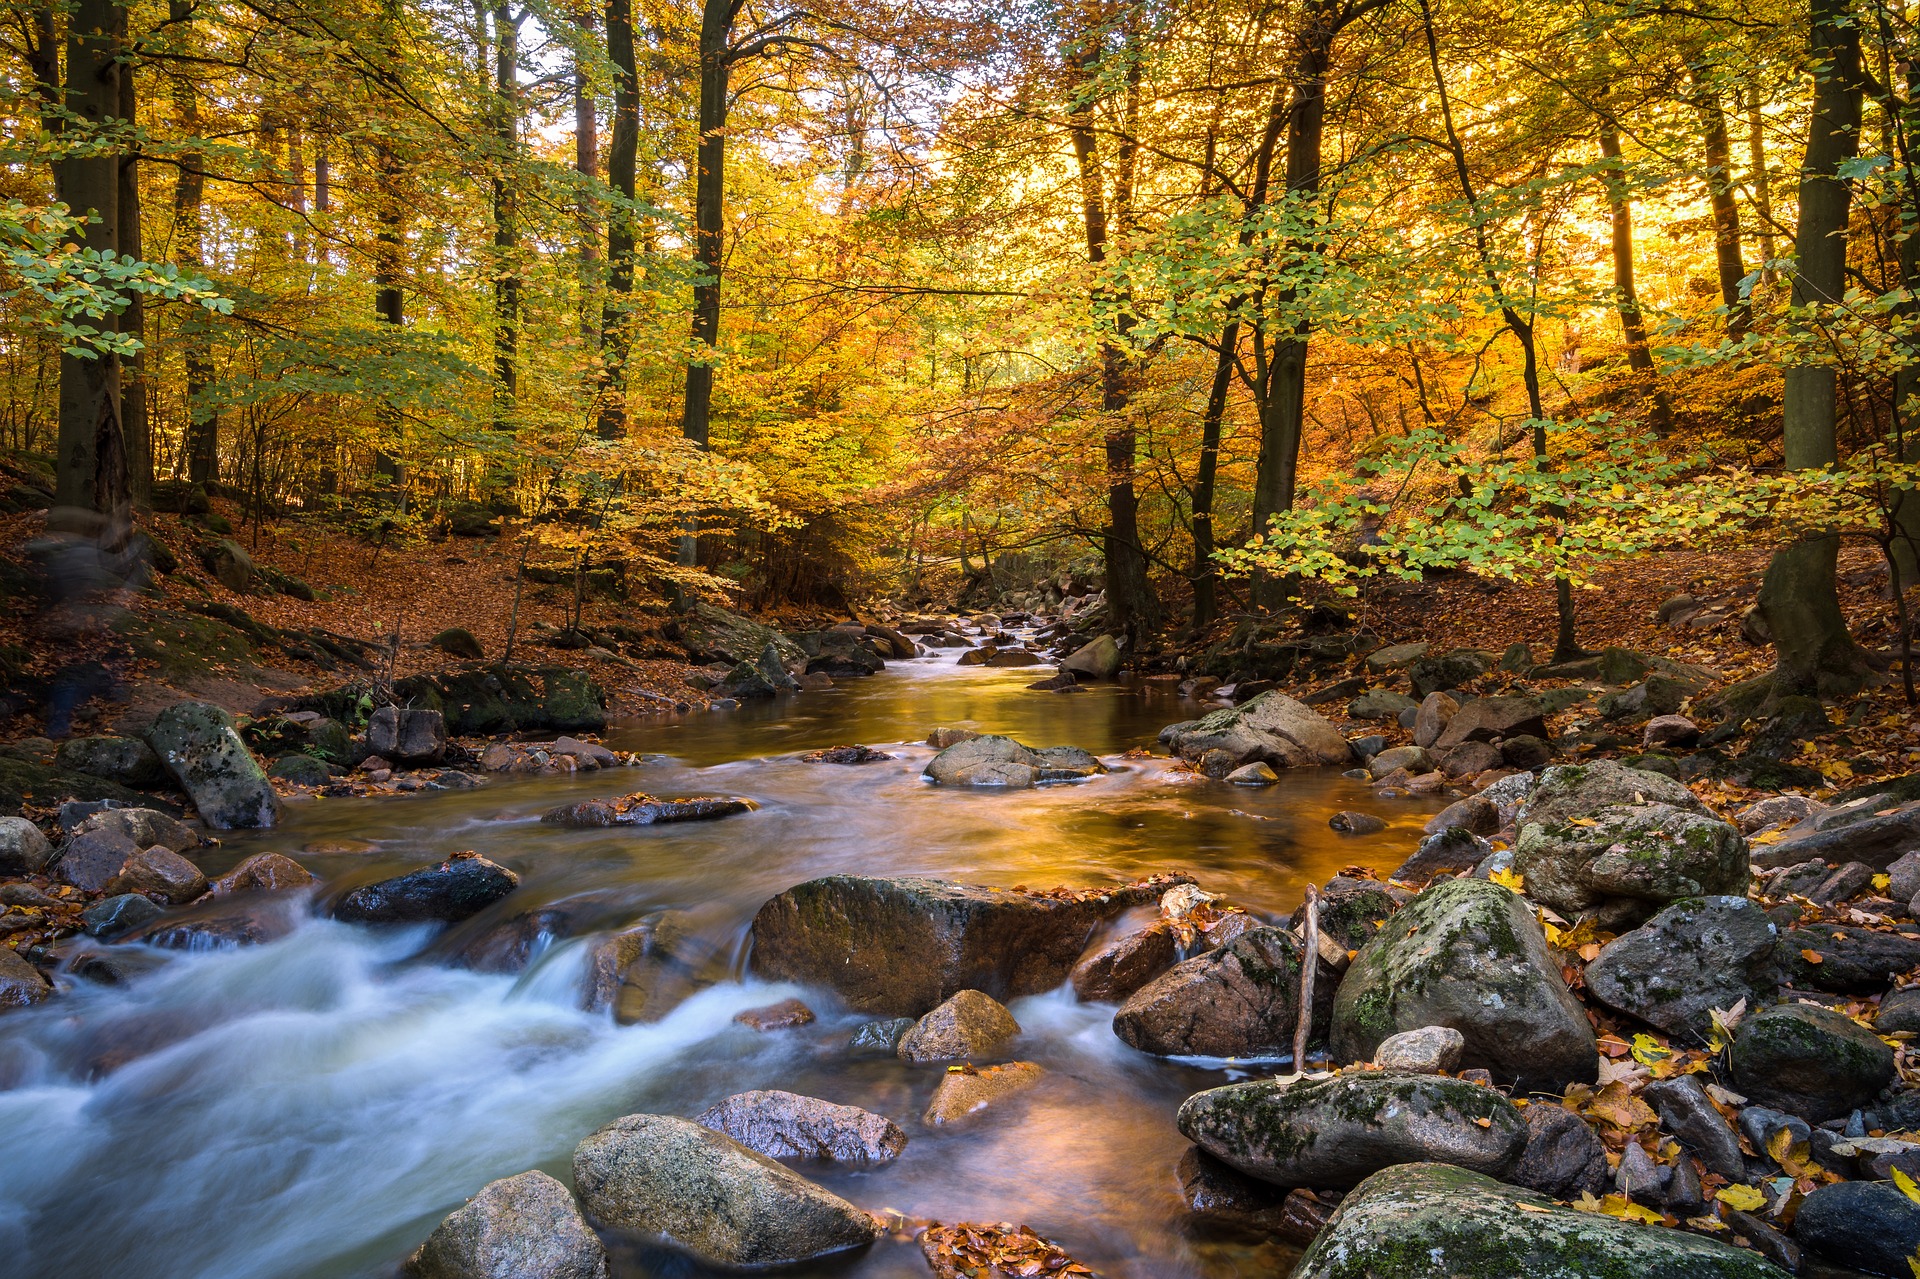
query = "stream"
xmin=0 ymin=645 xmax=1444 ymax=1279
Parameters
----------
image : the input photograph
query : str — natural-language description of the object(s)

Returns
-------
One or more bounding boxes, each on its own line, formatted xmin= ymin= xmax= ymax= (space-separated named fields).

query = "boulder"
xmin=1432 ymin=696 xmax=1548 ymax=749
xmin=1329 ymin=810 xmax=1385 ymax=834
xmin=0 ymin=816 xmax=52 ymax=876
xmin=53 ymin=826 xmax=141 ymax=892
xmin=695 ymin=1090 xmax=907 ymax=1163
xmin=1112 ymin=926 xmax=1317 ymax=1059
xmin=1508 ymin=1103 xmax=1608 ymax=1198
xmin=367 ymin=707 xmax=447 ymax=764
xmin=1226 ymin=761 xmax=1278 ymax=785
xmin=1389 ymin=828 xmax=1490 ymax=883
xmin=1059 ymin=635 xmax=1121 ymax=679
xmin=0 ymin=949 xmax=50 ymax=1011
xmin=1422 ymin=795 xmax=1497 ymax=836
xmin=70 ymin=806 xmax=200 ymax=852
xmin=1070 ymin=922 xmax=1178 ymax=1002
xmin=1780 ymin=924 xmax=1920 ymax=992
xmin=1177 ymin=1072 xmax=1526 ymax=1189
xmin=54 ymin=735 xmax=166 ymax=786
xmin=1880 ymin=985 xmax=1920 ymax=1034
xmin=1350 ymin=689 xmax=1418 ymax=721
xmin=1512 ymin=803 xmax=1749 ymax=931
xmin=798 ymin=745 xmax=891 ymax=765
xmin=206 ymin=852 xmax=316 ymax=896
xmin=795 ymin=628 xmax=885 ymax=676
xmin=748 ymin=874 xmax=1177 ymax=1015
xmin=926 ymin=727 xmax=980 ymax=749
xmin=847 ymin=1018 xmax=914 ymax=1053
xmin=1375 ymin=1025 xmax=1465 ymax=1074
xmin=1731 ymin=1002 xmax=1897 ymax=1122
xmin=1644 ymin=714 xmax=1701 ymax=750
xmin=1157 ymin=691 xmax=1352 ymax=771
xmin=82 ymin=892 xmax=163 ymax=939
xmin=896 ymin=989 xmax=1019 ymax=1062
xmin=1412 ymin=693 xmax=1458 ymax=749
xmin=1292 ymin=1163 xmax=1786 ymax=1279
xmin=332 ymin=853 xmax=519 ymax=925
xmin=270 ymin=755 xmax=331 ymax=786
xmin=1365 ymin=641 xmax=1429 ymax=672
xmin=571 ymin=1114 xmax=880 ymax=1269
xmin=1642 ymin=1076 xmax=1745 ymax=1181
xmin=1408 ymin=651 xmax=1490 ymax=697
xmin=1515 ymin=759 xmax=1707 ymax=830
xmin=1176 ymin=1148 xmax=1301 ymax=1235
xmin=541 ymin=794 xmax=755 ymax=826
xmin=129 ymin=896 xmax=299 ymax=949
xmin=1330 ymin=877 xmax=1597 ymax=1091
xmin=1583 ymin=896 xmax=1780 ymax=1041
xmin=922 ymin=1061 xmax=1044 ymax=1125
xmin=921 ymin=735 xmax=1106 ymax=788
xmin=668 ymin=601 xmax=806 ymax=668
xmin=1301 ymin=876 xmax=1400 ymax=952
xmin=427 ymin=627 xmax=484 ymax=660
xmin=407 ymin=1170 xmax=608 ymax=1279
xmin=733 ymin=998 xmax=813 ymax=1031
xmin=144 ymin=701 xmax=280 ymax=829
xmin=200 ymin=537 xmax=254 ymax=592
xmin=1794 ymin=1180 xmax=1920 ymax=1278
xmin=106 ymin=845 xmax=207 ymax=904
xmin=453 ymin=909 xmax=577 ymax=975
xmin=1750 ymin=795 xmax=1920 ymax=871
xmin=581 ymin=913 xmax=701 ymax=1024
xmin=1368 ymin=745 xmax=1432 ymax=779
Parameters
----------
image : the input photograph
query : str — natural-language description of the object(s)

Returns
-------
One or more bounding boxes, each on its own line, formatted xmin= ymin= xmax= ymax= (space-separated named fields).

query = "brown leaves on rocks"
xmin=919 ymin=1222 xmax=1095 ymax=1278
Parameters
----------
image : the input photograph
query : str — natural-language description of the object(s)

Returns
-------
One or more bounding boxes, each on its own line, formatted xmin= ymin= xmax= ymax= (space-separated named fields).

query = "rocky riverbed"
xmin=0 ymin=615 xmax=1915 ymax=1278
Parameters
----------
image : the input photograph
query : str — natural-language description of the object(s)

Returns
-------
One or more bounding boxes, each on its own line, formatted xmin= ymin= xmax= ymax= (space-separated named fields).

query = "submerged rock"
xmin=1157 ymin=691 xmax=1352 ymax=770
xmin=1112 ymin=926 xmax=1317 ymax=1059
xmin=407 ymin=1170 xmax=608 ymax=1279
xmin=921 ymin=734 xmax=1106 ymax=788
xmin=696 ymin=1090 xmax=907 ymax=1163
xmin=540 ymin=794 xmax=756 ymax=826
xmin=922 ymin=1061 xmax=1045 ymax=1125
xmin=748 ymin=874 xmax=1182 ymax=1016
xmin=580 ymin=913 xmax=703 ymax=1024
xmin=571 ymin=1113 xmax=880 ymax=1268
xmin=144 ymin=700 xmax=280 ymax=829
xmin=82 ymin=892 xmax=164 ymax=939
xmin=130 ymin=896 xmax=300 ymax=950
xmin=332 ymin=853 xmax=520 ymax=925
xmin=1178 ymin=1071 xmax=1526 ymax=1189
xmin=1330 ymin=877 xmax=1596 ymax=1091
xmin=1292 ymin=1163 xmax=1785 ymax=1279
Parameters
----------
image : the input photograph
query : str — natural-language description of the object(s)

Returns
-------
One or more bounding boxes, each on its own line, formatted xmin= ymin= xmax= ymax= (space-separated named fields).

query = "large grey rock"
xmin=1375 ymin=1025 xmax=1465 ymax=1074
xmin=1515 ymin=759 xmax=1707 ymax=830
xmin=1059 ymin=635 xmax=1120 ymax=679
xmin=332 ymin=853 xmax=519 ymax=925
xmin=921 ymin=735 xmax=1106 ymax=788
xmin=1583 ymin=896 xmax=1779 ymax=1040
xmin=201 ymin=537 xmax=254 ymax=592
xmin=896 ymin=989 xmax=1019 ymax=1062
xmin=144 ymin=701 xmax=280 ymax=829
xmin=1750 ymin=795 xmax=1920 ymax=870
xmin=1412 ymin=692 xmax=1457 ymax=749
xmin=1292 ymin=1163 xmax=1788 ymax=1279
xmin=1731 ymin=1002 xmax=1897 ymax=1122
xmin=668 ymin=601 xmax=806 ymax=668
xmin=1390 ymin=828 xmax=1491 ymax=884
xmin=695 ymin=1090 xmax=906 ymax=1163
xmin=54 ymin=735 xmax=166 ymax=786
xmin=748 ymin=874 xmax=1178 ymax=1016
xmin=407 ymin=1170 xmax=607 ymax=1279
xmin=1780 ymin=924 xmax=1920 ymax=992
xmin=1432 ymin=696 xmax=1547 ymax=749
xmin=70 ymin=806 xmax=200 ymax=853
xmin=1642 ymin=1075 xmax=1745 ymax=1181
xmin=1368 ymin=745 xmax=1432 ymax=779
xmin=1178 ymin=1071 xmax=1526 ymax=1190
xmin=1330 ymin=877 xmax=1597 ymax=1091
xmin=571 ymin=1114 xmax=880 ymax=1268
xmin=1512 ymin=803 xmax=1749 ymax=931
xmin=367 ymin=707 xmax=447 ymax=764
xmin=1350 ymin=689 xmax=1418 ymax=721
xmin=53 ymin=826 xmax=140 ymax=893
xmin=1113 ymin=926 xmax=1315 ymax=1059
xmin=1794 ymin=1180 xmax=1920 ymax=1278
xmin=1508 ymin=1103 xmax=1608 ymax=1198
xmin=1157 ymin=691 xmax=1352 ymax=770
xmin=0 ymin=816 xmax=52 ymax=875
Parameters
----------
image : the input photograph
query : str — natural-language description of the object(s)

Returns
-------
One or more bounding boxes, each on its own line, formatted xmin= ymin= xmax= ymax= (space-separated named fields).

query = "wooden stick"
xmin=1294 ymin=883 xmax=1320 ymax=1074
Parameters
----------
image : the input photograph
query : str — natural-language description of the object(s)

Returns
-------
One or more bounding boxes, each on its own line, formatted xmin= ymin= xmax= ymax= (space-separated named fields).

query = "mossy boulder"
xmin=667 ymin=601 xmax=805 ymax=668
xmin=53 ymin=735 xmax=166 ymax=787
xmin=196 ymin=538 xmax=255 ymax=592
xmin=1730 ymin=1002 xmax=1896 ymax=1122
xmin=922 ymin=735 xmax=1106 ymax=788
xmin=1297 ymin=1163 xmax=1786 ymax=1279
xmin=1177 ymin=1071 xmax=1526 ymax=1189
xmin=337 ymin=665 xmax=609 ymax=735
xmin=1513 ymin=803 xmax=1749 ymax=931
xmin=1515 ymin=760 xmax=1707 ymax=830
xmin=142 ymin=701 xmax=279 ymax=829
xmin=269 ymin=754 xmax=332 ymax=786
xmin=1331 ymin=877 xmax=1597 ymax=1092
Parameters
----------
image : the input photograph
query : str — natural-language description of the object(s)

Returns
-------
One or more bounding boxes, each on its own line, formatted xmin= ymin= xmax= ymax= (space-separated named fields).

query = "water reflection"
xmin=0 ymin=652 xmax=1443 ymax=1279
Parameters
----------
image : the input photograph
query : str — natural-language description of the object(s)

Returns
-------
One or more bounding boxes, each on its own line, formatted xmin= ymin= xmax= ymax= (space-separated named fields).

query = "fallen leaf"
xmin=1801 ymin=949 xmax=1824 ymax=964
xmin=1715 ymin=1183 xmax=1767 ymax=1213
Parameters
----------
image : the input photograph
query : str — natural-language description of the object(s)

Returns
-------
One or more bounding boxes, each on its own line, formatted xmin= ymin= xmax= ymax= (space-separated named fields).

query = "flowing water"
xmin=0 ymin=645 xmax=1445 ymax=1279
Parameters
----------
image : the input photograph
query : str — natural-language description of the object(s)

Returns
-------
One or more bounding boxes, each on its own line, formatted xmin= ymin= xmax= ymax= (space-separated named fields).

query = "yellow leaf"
xmin=1630 ymin=1034 xmax=1673 ymax=1066
xmin=1896 ymin=1167 xmax=1920 ymax=1207
xmin=1876 ymin=874 xmax=1893 ymax=893
xmin=1516 ymin=1202 xmax=1554 ymax=1214
xmin=1490 ymin=867 xmax=1526 ymax=894
xmin=1716 ymin=1183 xmax=1767 ymax=1212
xmin=1567 ymin=817 xmax=1600 ymax=828
xmin=1801 ymin=949 xmax=1825 ymax=964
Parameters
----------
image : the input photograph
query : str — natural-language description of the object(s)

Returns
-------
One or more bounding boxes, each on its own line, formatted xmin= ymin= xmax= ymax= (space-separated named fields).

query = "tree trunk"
xmin=1596 ymin=121 xmax=1653 ymax=373
xmin=1757 ymin=0 xmax=1870 ymax=693
xmin=372 ymin=143 xmax=405 ymax=496
xmin=1191 ymin=323 xmax=1237 ymax=631
xmin=53 ymin=0 xmax=128 ymax=534
xmin=575 ymin=18 xmax=599 ymax=345
xmin=1745 ymin=87 xmax=1777 ymax=275
xmin=682 ymin=0 xmax=731 ymax=459
xmin=28 ymin=3 xmax=61 ymax=195
xmin=598 ymin=0 xmax=637 ymax=438
xmin=117 ymin=47 xmax=148 ymax=511
xmin=490 ymin=2 xmax=520 ymax=433
xmin=1689 ymin=63 xmax=1749 ymax=339
xmin=172 ymin=0 xmax=217 ymax=489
